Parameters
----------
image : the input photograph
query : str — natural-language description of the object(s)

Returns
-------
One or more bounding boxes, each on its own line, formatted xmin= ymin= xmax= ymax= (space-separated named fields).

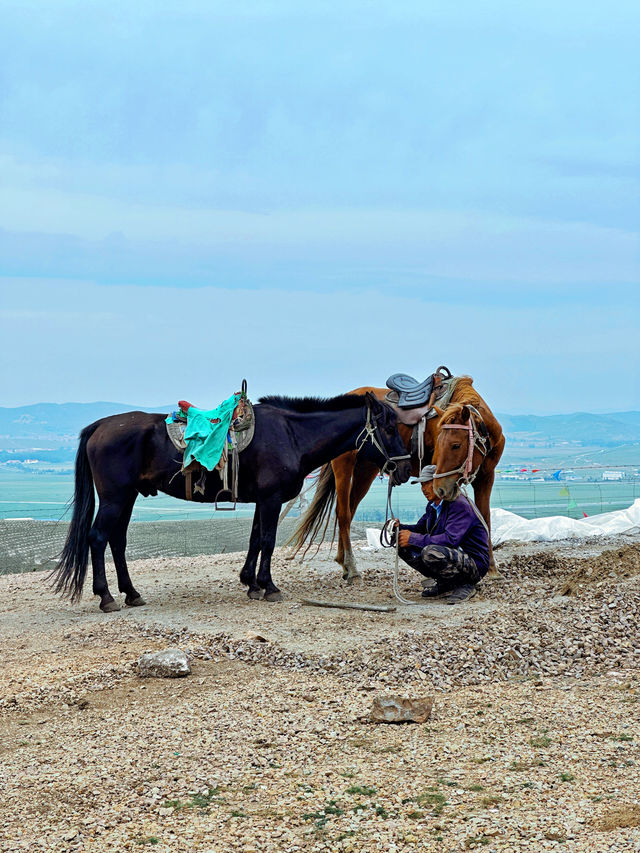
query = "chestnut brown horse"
xmin=288 ymin=376 xmax=504 ymax=580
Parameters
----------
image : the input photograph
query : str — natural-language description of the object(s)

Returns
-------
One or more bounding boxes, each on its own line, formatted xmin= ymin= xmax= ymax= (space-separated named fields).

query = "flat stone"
xmin=370 ymin=694 xmax=434 ymax=724
xmin=137 ymin=648 xmax=191 ymax=679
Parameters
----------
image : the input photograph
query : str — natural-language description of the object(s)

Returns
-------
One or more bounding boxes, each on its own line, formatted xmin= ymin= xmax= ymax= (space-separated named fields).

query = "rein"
xmin=379 ymin=517 xmax=427 ymax=606
xmin=355 ymin=399 xmax=422 ymax=605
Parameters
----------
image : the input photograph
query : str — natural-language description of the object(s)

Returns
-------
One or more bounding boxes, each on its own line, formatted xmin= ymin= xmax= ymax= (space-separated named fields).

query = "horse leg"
xmin=332 ymin=454 xmax=358 ymax=581
xmin=472 ymin=470 xmax=501 ymax=578
xmin=109 ymin=493 xmax=146 ymax=607
xmin=89 ymin=501 xmax=127 ymax=612
xmin=342 ymin=459 xmax=381 ymax=582
xmin=255 ymin=498 xmax=283 ymax=602
xmin=240 ymin=506 xmax=264 ymax=600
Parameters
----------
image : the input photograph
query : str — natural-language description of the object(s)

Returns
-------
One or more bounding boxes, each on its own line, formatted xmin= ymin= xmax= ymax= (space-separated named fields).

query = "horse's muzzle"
xmin=434 ymin=477 xmax=460 ymax=500
xmin=390 ymin=459 xmax=411 ymax=486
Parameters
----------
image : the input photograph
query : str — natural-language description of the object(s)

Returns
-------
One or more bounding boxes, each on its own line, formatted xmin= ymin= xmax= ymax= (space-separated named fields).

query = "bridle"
xmin=356 ymin=401 xmax=410 ymax=539
xmin=355 ymin=400 xmax=410 ymax=478
xmin=433 ymin=405 xmax=490 ymax=486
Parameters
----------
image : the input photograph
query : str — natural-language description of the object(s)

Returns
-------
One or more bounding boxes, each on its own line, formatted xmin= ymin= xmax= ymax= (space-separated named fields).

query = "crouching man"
xmin=395 ymin=464 xmax=489 ymax=604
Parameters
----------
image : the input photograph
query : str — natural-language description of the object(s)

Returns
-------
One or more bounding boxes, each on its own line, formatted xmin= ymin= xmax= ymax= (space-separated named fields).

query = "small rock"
xmin=370 ymin=694 xmax=434 ymax=724
xmin=137 ymin=648 xmax=191 ymax=678
xmin=244 ymin=632 xmax=268 ymax=643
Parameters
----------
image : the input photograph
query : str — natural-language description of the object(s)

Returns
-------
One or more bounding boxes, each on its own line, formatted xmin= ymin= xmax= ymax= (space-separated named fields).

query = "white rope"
xmin=380 ymin=519 xmax=428 ymax=607
xmin=392 ymin=538 xmax=427 ymax=605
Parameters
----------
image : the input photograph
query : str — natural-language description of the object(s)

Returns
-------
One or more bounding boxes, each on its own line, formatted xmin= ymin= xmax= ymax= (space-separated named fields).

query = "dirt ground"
xmin=1 ymin=535 xmax=639 ymax=853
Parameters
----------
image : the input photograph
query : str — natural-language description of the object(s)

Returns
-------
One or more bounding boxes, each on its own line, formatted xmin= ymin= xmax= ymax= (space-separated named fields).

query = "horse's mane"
xmin=258 ymin=393 xmax=366 ymax=413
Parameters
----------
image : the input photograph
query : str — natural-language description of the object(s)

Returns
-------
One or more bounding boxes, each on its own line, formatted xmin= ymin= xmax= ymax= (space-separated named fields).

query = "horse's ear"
xmin=365 ymin=390 xmax=380 ymax=408
xmin=434 ymin=405 xmax=444 ymax=418
xmin=461 ymin=405 xmax=471 ymax=423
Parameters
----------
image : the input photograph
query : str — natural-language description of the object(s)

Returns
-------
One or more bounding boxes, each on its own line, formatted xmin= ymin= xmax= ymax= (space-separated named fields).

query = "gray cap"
xmin=411 ymin=464 xmax=437 ymax=484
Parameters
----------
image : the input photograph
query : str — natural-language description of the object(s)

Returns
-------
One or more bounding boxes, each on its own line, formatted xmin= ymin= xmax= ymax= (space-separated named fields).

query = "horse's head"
xmin=360 ymin=393 xmax=412 ymax=486
xmin=432 ymin=403 xmax=488 ymax=500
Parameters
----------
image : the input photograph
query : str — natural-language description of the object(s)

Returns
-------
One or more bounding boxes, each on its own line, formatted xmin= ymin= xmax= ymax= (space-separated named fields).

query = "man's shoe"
xmin=441 ymin=583 xmax=477 ymax=605
xmin=420 ymin=580 xmax=455 ymax=598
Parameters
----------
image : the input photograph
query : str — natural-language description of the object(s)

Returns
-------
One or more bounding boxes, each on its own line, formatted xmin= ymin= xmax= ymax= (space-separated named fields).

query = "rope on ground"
xmin=300 ymin=599 xmax=396 ymax=613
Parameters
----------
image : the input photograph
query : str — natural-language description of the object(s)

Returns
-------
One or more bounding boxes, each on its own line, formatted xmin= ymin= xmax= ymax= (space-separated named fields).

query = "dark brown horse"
xmin=288 ymin=376 xmax=504 ymax=579
xmin=50 ymin=393 xmax=411 ymax=611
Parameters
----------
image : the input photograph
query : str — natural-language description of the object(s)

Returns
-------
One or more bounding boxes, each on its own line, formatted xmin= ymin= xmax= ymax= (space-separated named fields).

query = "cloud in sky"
xmin=0 ymin=1 xmax=638 ymax=412
xmin=2 ymin=278 xmax=638 ymax=414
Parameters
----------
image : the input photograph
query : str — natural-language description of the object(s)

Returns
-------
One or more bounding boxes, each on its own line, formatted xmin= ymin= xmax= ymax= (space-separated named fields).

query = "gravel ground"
xmin=1 ymin=535 xmax=639 ymax=852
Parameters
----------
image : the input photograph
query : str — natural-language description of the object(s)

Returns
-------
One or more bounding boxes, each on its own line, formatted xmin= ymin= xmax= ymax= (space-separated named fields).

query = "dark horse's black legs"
xmin=239 ymin=499 xmax=283 ymax=602
xmin=88 ymin=493 xmax=145 ymax=612
xmin=256 ymin=498 xmax=283 ymax=602
xmin=109 ymin=492 xmax=146 ymax=608
xmin=88 ymin=502 xmax=125 ymax=612
xmin=239 ymin=506 xmax=263 ymax=599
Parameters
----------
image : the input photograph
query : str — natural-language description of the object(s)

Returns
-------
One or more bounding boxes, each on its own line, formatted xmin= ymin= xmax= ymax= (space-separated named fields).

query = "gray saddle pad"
xmin=231 ymin=398 xmax=255 ymax=452
xmin=166 ymin=421 xmax=187 ymax=451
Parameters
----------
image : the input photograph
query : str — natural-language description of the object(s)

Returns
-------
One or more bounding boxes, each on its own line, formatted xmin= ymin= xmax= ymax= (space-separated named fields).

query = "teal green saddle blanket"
xmin=166 ymin=393 xmax=241 ymax=471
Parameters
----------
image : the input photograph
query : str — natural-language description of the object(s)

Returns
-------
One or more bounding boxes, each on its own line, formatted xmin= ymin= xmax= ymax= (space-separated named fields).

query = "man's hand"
xmin=397 ymin=529 xmax=412 ymax=548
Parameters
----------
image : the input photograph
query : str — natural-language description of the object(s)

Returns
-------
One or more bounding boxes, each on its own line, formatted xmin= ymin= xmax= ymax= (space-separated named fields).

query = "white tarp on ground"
xmin=490 ymin=498 xmax=640 ymax=545
xmin=365 ymin=499 xmax=640 ymax=549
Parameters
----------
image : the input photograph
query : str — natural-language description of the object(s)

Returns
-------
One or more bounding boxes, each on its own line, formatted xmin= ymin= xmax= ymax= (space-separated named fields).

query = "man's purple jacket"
xmin=399 ymin=494 xmax=490 ymax=576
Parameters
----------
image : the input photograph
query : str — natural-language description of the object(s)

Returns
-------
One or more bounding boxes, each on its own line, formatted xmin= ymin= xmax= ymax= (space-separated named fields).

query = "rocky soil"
xmin=1 ymin=535 xmax=639 ymax=852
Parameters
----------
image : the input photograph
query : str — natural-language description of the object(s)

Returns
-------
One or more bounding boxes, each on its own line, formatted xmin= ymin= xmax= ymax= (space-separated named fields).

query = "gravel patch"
xmin=1 ymin=535 xmax=639 ymax=852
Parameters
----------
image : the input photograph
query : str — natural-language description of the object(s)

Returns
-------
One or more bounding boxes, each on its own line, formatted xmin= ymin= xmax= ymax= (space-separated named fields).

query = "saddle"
xmin=385 ymin=366 xmax=455 ymax=468
xmin=386 ymin=373 xmax=435 ymax=409
xmin=385 ymin=365 xmax=452 ymax=410
xmin=166 ymin=380 xmax=255 ymax=506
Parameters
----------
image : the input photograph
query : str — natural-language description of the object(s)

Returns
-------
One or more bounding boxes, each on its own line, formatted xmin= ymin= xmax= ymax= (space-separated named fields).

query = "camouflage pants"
xmin=398 ymin=543 xmax=480 ymax=586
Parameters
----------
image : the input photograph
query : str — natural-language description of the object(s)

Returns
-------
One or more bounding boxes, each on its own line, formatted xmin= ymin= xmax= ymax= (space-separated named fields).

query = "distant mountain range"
xmin=0 ymin=402 xmax=172 ymax=442
xmin=497 ymin=411 xmax=640 ymax=446
xmin=1 ymin=402 xmax=639 ymax=454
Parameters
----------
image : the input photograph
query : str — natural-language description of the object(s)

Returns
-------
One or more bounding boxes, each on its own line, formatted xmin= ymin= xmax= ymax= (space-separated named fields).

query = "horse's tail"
xmin=286 ymin=464 xmax=337 ymax=555
xmin=49 ymin=423 xmax=99 ymax=602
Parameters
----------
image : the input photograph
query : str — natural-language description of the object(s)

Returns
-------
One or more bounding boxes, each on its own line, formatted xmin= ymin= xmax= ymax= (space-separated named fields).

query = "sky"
xmin=0 ymin=0 xmax=638 ymax=414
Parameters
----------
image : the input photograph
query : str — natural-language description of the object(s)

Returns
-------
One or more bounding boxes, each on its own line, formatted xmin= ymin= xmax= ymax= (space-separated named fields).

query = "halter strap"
xmin=433 ymin=412 xmax=488 ymax=484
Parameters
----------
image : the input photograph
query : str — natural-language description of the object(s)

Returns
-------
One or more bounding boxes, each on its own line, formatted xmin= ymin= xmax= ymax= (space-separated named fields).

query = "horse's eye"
xmin=452 ymin=443 xmax=461 ymax=450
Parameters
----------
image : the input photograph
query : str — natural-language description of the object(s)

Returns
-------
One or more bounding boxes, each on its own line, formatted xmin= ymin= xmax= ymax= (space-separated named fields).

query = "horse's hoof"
xmin=264 ymin=591 xmax=283 ymax=602
xmin=247 ymin=589 xmax=264 ymax=600
xmin=100 ymin=600 xmax=121 ymax=613
xmin=125 ymin=595 xmax=146 ymax=607
xmin=345 ymin=573 xmax=362 ymax=585
xmin=486 ymin=566 xmax=504 ymax=580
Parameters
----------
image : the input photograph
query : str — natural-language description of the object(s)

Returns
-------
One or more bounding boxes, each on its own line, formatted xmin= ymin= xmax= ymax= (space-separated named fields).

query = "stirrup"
xmin=214 ymin=488 xmax=236 ymax=511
